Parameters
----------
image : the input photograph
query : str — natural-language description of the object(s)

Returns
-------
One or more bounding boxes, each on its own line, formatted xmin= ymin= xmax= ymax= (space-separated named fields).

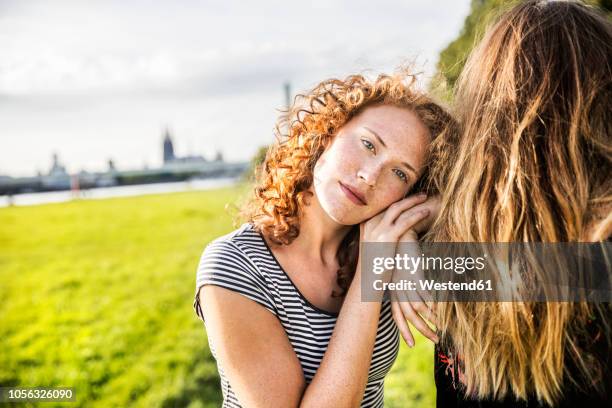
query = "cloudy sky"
xmin=0 ymin=0 xmax=470 ymax=177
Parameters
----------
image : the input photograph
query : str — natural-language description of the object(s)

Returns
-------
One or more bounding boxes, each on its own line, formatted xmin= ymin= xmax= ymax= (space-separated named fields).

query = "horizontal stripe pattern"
xmin=194 ymin=223 xmax=399 ymax=407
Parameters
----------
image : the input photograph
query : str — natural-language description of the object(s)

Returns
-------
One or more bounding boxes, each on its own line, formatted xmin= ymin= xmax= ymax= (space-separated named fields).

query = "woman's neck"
xmin=289 ymin=194 xmax=352 ymax=267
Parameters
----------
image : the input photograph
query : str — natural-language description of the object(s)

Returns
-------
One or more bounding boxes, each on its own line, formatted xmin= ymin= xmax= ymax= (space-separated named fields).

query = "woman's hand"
xmin=360 ymin=192 xmax=431 ymax=244
xmin=391 ymin=285 xmax=438 ymax=347
xmin=389 ymin=195 xmax=441 ymax=347
xmin=411 ymin=195 xmax=441 ymax=235
xmin=357 ymin=192 xmax=438 ymax=346
xmin=358 ymin=193 xmax=430 ymax=286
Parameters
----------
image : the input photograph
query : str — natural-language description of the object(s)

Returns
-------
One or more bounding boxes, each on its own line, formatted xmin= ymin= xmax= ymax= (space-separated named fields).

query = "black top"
xmin=435 ymin=314 xmax=611 ymax=408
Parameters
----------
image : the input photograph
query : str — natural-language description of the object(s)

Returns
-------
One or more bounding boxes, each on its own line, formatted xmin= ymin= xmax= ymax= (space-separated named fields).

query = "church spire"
xmin=163 ymin=128 xmax=175 ymax=163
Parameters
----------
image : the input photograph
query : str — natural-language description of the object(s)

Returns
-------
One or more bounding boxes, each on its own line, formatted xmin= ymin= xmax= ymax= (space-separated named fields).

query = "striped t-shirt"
xmin=193 ymin=223 xmax=400 ymax=407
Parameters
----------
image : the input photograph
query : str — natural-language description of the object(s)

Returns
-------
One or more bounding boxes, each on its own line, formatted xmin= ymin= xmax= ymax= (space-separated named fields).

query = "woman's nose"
xmin=357 ymin=164 xmax=381 ymax=187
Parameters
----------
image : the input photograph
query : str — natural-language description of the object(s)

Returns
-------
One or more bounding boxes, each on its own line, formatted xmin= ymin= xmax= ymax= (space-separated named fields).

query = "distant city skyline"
xmin=29 ymin=127 xmax=226 ymax=177
xmin=0 ymin=0 xmax=471 ymax=177
xmin=43 ymin=128 xmax=227 ymax=177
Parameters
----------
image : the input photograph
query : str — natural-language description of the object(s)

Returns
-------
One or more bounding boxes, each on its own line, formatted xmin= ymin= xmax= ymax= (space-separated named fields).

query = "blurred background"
xmin=1 ymin=1 xmax=609 ymax=407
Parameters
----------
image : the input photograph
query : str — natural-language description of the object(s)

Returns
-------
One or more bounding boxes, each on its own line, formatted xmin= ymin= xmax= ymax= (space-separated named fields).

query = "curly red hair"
xmin=244 ymin=70 xmax=454 ymax=295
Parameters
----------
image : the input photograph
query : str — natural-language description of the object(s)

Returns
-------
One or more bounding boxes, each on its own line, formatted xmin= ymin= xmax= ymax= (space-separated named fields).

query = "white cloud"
xmin=0 ymin=0 xmax=471 ymax=176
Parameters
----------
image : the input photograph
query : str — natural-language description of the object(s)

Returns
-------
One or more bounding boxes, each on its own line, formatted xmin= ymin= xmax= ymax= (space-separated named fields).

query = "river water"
xmin=0 ymin=177 xmax=240 ymax=208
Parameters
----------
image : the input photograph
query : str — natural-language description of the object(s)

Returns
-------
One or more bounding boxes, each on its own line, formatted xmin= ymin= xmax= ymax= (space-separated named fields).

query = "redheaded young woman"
xmin=193 ymin=72 xmax=453 ymax=407
xmin=425 ymin=1 xmax=611 ymax=407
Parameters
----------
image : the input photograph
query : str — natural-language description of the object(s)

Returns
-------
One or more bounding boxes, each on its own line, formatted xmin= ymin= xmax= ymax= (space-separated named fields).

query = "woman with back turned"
xmin=424 ymin=1 xmax=611 ymax=407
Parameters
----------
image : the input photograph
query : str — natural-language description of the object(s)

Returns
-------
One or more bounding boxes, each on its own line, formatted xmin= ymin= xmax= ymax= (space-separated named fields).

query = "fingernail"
xmin=407 ymin=339 xmax=414 ymax=347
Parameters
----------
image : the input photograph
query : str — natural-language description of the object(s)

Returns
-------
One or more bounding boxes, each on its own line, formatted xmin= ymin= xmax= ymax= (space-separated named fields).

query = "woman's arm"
xmin=201 ymin=255 xmax=389 ymax=407
xmin=391 ymin=196 xmax=441 ymax=347
xmin=299 ymin=255 xmax=391 ymax=407
xmin=200 ymin=286 xmax=306 ymax=407
xmin=200 ymin=195 xmax=430 ymax=407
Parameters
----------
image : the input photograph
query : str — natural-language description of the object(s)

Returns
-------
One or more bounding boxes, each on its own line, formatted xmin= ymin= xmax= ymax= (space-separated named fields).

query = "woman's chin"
xmin=320 ymin=204 xmax=366 ymax=226
xmin=314 ymin=188 xmax=369 ymax=226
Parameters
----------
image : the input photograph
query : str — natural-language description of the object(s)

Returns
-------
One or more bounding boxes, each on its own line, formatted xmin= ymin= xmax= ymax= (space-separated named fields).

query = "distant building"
xmin=42 ymin=153 xmax=70 ymax=189
xmin=49 ymin=153 xmax=68 ymax=177
xmin=96 ymin=160 xmax=117 ymax=187
xmin=162 ymin=129 xmax=209 ymax=167
xmin=163 ymin=129 xmax=175 ymax=163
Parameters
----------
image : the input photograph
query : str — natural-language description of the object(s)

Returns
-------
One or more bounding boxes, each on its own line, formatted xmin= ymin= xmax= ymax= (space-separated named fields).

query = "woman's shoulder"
xmin=196 ymin=223 xmax=278 ymax=315
xmin=203 ymin=223 xmax=270 ymax=261
xmin=207 ymin=222 xmax=259 ymax=250
xmin=200 ymin=223 xmax=265 ymax=271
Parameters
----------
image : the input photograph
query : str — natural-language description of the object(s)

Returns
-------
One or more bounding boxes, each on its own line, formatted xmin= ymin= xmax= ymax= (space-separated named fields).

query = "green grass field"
xmin=0 ymin=186 xmax=435 ymax=407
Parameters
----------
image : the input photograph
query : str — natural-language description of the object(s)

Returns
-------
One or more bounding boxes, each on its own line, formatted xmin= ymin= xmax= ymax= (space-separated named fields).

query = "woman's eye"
xmin=361 ymin=139 xmax=375 ymax=152
xmin=393 ymin=169 xmax=408 ymax=183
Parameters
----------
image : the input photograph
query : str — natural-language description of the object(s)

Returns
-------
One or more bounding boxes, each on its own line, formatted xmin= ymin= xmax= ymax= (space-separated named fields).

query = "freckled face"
xmin=312 ymin=104 xmax=431 ymax=225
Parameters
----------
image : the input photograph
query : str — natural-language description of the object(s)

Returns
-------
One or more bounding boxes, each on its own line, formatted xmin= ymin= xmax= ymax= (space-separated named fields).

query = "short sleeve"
xmin=193 ymin=239 xmax=277 ymax=322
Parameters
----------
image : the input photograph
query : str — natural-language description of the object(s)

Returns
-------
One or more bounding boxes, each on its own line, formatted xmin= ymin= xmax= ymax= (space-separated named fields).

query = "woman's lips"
xmin=339 ymin=182 xmax=367 ymax=206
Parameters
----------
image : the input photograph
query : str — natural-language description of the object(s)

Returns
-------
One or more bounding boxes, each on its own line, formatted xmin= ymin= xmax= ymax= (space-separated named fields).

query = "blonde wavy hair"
xmin=243 ymin=71 xmax=454 ymax=295
xmin=429 ymin=1 xmax=611 ymax=405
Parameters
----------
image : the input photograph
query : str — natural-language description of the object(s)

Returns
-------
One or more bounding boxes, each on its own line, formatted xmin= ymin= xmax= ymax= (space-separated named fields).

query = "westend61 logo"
xmin=371 ymin=253 xmax=487 ymax=275
xmin=360 ymin=242 xmax=612 ymax=302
